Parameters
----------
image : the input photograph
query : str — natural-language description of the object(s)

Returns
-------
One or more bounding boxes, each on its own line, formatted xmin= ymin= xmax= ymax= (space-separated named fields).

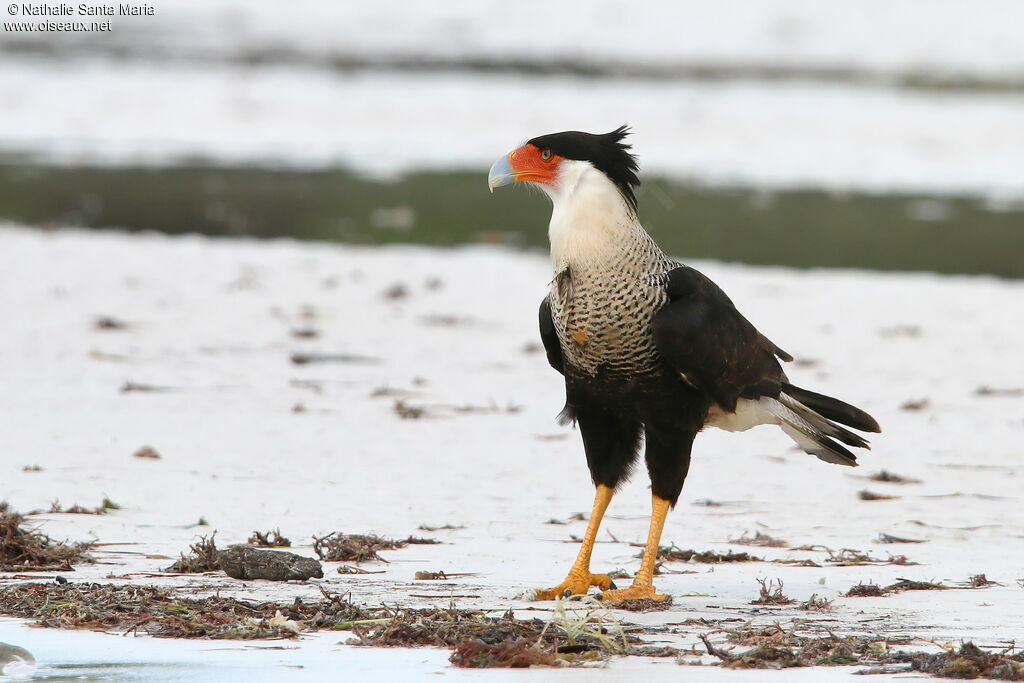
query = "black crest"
xmin=527 ymin=125 xmax=640 ymax=212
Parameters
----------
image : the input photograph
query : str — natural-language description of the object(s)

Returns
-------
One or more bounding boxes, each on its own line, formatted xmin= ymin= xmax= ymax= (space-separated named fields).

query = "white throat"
xmin=540 ymin=160 xmax=637 ymax=269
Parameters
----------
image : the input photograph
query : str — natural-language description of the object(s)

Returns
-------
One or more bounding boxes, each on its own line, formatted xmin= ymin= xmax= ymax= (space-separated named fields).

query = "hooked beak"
xmin=487 ymin=154 xmax=516 ymax=193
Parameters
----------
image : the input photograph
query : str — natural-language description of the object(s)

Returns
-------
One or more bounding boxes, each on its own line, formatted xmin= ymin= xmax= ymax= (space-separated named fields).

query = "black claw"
xmin=595 ymin=592 xmax=605 ymax=601
xmin=608 ymin=580 xmax=618 ymax=590
xmin=563 ymin=588 xmax=572 ymax=598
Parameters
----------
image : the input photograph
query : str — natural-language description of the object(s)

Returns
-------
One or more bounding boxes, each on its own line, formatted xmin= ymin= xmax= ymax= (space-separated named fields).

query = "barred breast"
xmin=549 ymin=237 xmax=675 ymax=380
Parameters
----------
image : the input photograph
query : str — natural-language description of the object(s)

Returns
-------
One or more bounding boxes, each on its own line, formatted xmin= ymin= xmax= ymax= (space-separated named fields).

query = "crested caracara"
xmin=488 ymin=127 xmax=881 ymax=603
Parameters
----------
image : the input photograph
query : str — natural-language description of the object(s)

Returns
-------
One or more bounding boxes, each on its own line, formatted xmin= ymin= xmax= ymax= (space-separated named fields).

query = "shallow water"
xmin=1 ymin=164 xmax=1021 ymax=278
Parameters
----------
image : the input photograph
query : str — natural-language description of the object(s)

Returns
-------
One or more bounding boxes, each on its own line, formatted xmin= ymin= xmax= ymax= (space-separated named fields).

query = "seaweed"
xmin=868 ymin=470 xmax=922 ymax=484
xmin=826 ymin=548 xmax=916 ymax=566
xmin=166 ymin=533 xmax=220 ymax=573
xmin=885 ymin=578 xmax=948 ymax=592
xmin=248 ymin=529 xmax=291 ymax=547
xmin=0 ymin=582 xmax=368 ymax=639
xmin=897 ymin=641 xmax=1024 ymax=678
xmin=41 ymin=497 xmax=121 ymax=515
xmin=729 ymin=531 xmax=788 ymax=548
xmin=646 ymin=545 xmax=760 ymax=564
xmin=312 ymin=532 xmax=438 ymax=563
xmin=750 ymin=578 xmax=793 ymax=605
xmin=702 ymin=626 xmax=913 ymax=670
xmin=450 ymin=638 xmax=558 ymax=668
xmin=858 ymin=490 xmax=899 ymax=501
xmin=0 ymin=502 xmax=93 ymax=571
xmin=846 ymin=582 xmax=886 ymax=597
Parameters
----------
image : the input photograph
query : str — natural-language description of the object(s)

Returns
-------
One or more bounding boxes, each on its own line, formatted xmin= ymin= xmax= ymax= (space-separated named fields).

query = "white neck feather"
xmin=540 ymin=160 xmax=637 ymax=269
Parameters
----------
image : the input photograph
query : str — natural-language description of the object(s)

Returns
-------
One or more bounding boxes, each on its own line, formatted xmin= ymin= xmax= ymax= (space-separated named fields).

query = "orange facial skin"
xmin=506 ymin=143 xmax=563 ymax=186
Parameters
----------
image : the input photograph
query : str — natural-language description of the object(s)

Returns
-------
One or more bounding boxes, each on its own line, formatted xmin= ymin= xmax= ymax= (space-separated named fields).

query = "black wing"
xmin=652 ymin=266 xmax=791 ymax=411
xmin=539 ymin=296 xmax=565 ymax=375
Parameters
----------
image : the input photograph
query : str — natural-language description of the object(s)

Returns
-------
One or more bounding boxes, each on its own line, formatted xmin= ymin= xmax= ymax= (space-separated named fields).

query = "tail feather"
xmin=779 ymin=423 xmax=859 ymax=466
xmin=781 ymin=383 xmax=881 ymax=433
xmin=765 ymin=386 xmax=880 ymax=467
xmin=776 ymin=393 xmax=869 ymax=449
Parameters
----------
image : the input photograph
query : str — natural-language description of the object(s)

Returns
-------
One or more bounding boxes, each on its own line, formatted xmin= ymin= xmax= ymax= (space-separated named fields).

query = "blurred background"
xmin=2 ymin=0 xmax=1023 ymax=276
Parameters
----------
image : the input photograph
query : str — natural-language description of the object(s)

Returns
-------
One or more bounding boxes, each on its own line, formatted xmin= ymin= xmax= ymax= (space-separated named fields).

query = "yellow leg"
xmin=600 ymin=495 xmax=671 ymax=602
xmin=535 ymin=484 xmax=616 ymax=600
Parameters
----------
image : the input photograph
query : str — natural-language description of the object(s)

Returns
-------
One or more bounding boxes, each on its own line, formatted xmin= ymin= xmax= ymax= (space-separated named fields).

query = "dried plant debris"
xmin=417 ymin=523 xmax=465 ymax=532
xmin=451 ymin=638 xmax=559 ymax=668
xmin=772 ymin=558 xmax=822 ymax=567
xmin=826 ymin=548 xmax=916 ymax=566
xmin=730 ymin=531 xmax=788 ymax=548
xmin=352 ymin=608 xmax=541 ymax=649
xmin=166 ymin=534 xmax=221 ymax=573
xmin=393 ymin=400 xmax=426 ymax=419
xmin=0 ymin=583 xmax=368 ymax=639
xmin=351 ymin=596 xmax=640 ymax=669
xmin=132 ymin=446 xmax=161 ymax=459
xmin=93 ymin=315 xmax=130 ymax=331
xmin=846 ymin=578 xmax=949 ymax=596
xmin=706 ymin=627 xmax=1024 ymax=676
xmin=646 ymin=545 xmax=760 ymax=564
xmin=885 ymin=578 xmax=948 ymax=592
xmin=610 ymin=598 xmax=674 ymax=613
xmin=7 ymin=580 xmax=1016 ymax=676
xmin=121 ymin=381 xmax=175 ymax=393
xmin=702 ymin=627 xmax=907 ymax=670
xmin=40 ymin=497 xmax=121 ymax=515
xmin=382 ymin=282 xmax=409 ymax=300
xmin=965 ymin=574 xmax=1000 ymax=588
xmin=750 ymin=578 xmax=793 ymax=605
xmin=899 ymin=398 xmax=930 ymax=411
xmin=882 ymin=641 xmax=1024 ymax=679
xmin=167 ymin=535 xmax=319 ymax=581
xmin=876 ymin=533 xmax=926 ymax=544
xmin=858 ymin=489 xmax=899 ymax=501
xmin=290 ymin=352 xmax=380 ymax=366
xmin=217 ymin=545 xmax=323 ymax=581
xmin=0 ymin=503 xmax=93 ymax=571
xmin=248 ymin=529 xmax=291 ymax=547
xmin=868 ymin=470 xmax=922 ymax=484
xmin=799 ymin=594 xmax=833 ymax=611
xmin=974 ymin=385 xmax=1024 ymax=397
xmin=290 ymin=327 xmax=320 ymax=339
xmin=312 ymin=532 xmax=439 ymax=563
xmin=414 ymin=571 xmax=449 ymax=581
xmin=846 ymin=583 xmax=886 ymax=597
xmin=338 ymin=565 xmax=385 ymax=575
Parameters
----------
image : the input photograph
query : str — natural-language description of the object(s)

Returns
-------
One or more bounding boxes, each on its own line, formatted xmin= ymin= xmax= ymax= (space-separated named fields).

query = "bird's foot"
xmin=598 ymin=583 xmax=668 ymax=603
xmin=534 ymin=570 xmax=615 ymax=601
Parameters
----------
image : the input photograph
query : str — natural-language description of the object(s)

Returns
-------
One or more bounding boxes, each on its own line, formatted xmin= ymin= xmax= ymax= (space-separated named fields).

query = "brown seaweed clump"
xmin=450 ymin=639 xmax=558 ymax=668
xmin=0 ymin=582 xmax=368 ymax=639
xmin=0 ymin=502 xmax=93 ymax=571
xmin=313 ymin=532 xmax=438 ymax=563
xmin=166 ymin=534 xmax=221 ymax=573
xmin=899 ymin=642 xmax=1024 ymax=679
xmin=247 ymin=529 xmax=291 ymax=547
xmin=648 ymin=544 xmax=760 ymax=564
xmin=166 ymin=535 xmax=322 ymax=581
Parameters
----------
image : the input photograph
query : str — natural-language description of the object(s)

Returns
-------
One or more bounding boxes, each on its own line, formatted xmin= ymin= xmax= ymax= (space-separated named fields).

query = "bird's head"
xmin=487 ymin=126 xmax=640 ymax=213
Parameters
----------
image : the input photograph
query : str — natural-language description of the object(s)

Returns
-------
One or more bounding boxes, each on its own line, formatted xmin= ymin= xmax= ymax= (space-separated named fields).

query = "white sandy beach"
xmin=2 ymin=222 xmax=1022 ymax=680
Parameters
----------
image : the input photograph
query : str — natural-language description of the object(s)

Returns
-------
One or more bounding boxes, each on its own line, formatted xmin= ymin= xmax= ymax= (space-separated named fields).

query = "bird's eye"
xmin=540 ymin=148 xmax=553 ymax=162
